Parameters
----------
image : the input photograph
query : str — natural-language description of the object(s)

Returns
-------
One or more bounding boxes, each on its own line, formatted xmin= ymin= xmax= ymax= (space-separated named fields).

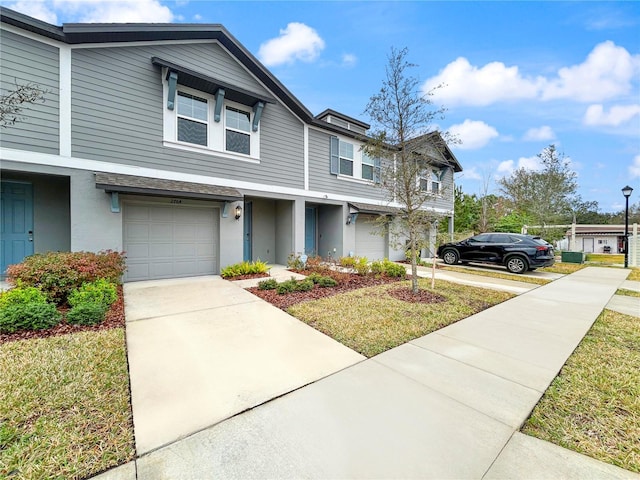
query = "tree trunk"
xmin=409 ymin=230 xmax=419 ymax=294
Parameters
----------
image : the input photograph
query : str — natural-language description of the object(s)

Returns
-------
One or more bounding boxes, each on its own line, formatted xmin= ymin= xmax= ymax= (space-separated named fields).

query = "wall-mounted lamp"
xmin=234 ymin=204 xmax=243 ymax=220
xmin=346 ymin=213 xmax=358 ymax=225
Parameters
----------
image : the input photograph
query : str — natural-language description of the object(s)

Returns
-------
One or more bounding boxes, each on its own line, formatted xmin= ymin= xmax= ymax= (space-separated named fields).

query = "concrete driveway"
xmin=124 ymin=276 xmax=364 ymax=455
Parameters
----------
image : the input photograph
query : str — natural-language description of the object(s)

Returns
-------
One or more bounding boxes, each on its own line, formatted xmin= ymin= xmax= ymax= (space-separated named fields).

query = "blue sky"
xmin=4 ymin=0 xmax=639 ymax=213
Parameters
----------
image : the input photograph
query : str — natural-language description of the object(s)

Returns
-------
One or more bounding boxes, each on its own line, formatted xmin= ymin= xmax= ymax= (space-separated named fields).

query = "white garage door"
xmin=124 ymin=202 xmax=218 ymax=281
xmin=355 ymin=215 xmax=386 ymax=260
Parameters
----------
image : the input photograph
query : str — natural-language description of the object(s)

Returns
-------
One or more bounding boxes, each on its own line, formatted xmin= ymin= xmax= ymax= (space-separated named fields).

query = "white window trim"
xmin=333 ymin=137 xmax=375 ymax=184
xmin=223 ymin=101 xmax=259 ymax=157
xmin=418 ymin=167 xmax=443 ymax=196
xmin=162 ymin=79 xmax=260 ymax=161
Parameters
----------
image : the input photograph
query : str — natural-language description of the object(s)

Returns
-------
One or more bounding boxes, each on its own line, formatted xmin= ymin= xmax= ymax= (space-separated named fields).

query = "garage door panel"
xmin=174 ymin=225 xmax=197 ymax=240
xmin=124 ymin=202 xmax=219 ymax=281
xmin=149 ymin=208 xmax=173 ymax=222
xmin=355 ymin=215 xmax=386 ymax=260
xmin=126 ymin=205 xmax=150 ymax=221
xmin=126 ymin=243 xmax=150 ymax=258
xmin=126 ymin=264 xmax=150 ymax=282
xmin=173 ymin=244 xmax=198 ymax=257
xmin=126 ymin=223 xmax=150 ymax=240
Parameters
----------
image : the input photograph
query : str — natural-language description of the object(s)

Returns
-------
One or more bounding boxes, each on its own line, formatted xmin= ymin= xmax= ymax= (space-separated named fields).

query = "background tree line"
xmin=445 ymin=144 xmax=639 ymax=242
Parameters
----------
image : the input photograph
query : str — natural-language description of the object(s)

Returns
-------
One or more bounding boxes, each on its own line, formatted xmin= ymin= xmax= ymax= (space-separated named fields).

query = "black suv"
xmin=437 ymin=233 xmax=554 ymax=274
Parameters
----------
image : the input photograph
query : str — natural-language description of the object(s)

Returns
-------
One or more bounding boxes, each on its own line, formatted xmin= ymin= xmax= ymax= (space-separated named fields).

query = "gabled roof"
xmin=0 ymin=6 xmax=371 ymax=141
xmin=315 ymin=109 xmax=370 ymax=130
xmin=405 ymin=131 xmax=463 ymax=173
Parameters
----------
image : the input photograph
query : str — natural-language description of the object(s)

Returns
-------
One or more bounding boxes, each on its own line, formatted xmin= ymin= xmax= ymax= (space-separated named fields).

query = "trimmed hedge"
xmin=6 ymin=250 xmax=126 ymax=305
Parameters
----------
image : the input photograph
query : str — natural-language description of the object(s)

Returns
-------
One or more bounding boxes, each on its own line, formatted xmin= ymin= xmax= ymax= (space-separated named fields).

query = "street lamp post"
xmin=622 ymin=185 xmax=634 ymax=268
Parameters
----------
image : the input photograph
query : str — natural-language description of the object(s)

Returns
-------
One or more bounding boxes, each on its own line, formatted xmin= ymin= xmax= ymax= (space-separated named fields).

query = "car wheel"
xmin=506 ymin=256 xmax=528 ymax=274
xmin=442 ymin=249 xmax=459 ymax=265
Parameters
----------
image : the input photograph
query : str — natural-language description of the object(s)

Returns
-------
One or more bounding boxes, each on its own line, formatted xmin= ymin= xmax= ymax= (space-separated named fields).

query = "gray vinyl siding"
xmin=0 ymin=30 xmax=59 ymax=154
xmin=70 ymin=43 xmax=303 ymax=189
xmin=431 ymin=166 xmax=454 ymax=211
xmin=308 ymin=128 xmax=385 ymax=200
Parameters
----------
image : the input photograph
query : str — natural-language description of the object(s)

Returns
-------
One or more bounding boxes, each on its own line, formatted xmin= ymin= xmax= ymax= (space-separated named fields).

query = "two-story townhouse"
xmin=0 ymin=7 xmax=462 ymax=281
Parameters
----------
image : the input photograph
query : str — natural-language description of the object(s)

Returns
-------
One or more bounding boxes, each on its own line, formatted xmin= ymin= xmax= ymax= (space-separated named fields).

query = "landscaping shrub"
xmin=66 ymin=302 xmax=108 ymax=326
xmin=316 ymin=276 xmax=338 ymax=287
xmin=382 ymin=259 xmax=406 ymax=278
xmin=306 ymin=272 xmax=322 ymax=283
xmin=68 ymin=279 xmax=117 ymax=310
xmin=221 ymin=260 xmax=270 ymax=278
xmin=286 ymin=254 xmax=305 ymax=270
xmin=296 ymin=279 xmax=315 ymax=292
xmin=0 ymin=284 xmax=48 ymax=309
xmin=6 ymin=250 xmax=126 ymax=305
xmin=370 ymin=260 xmax=384 ymax=275
xmin=305 ymin=255 xmax=325 ymax=271
xmin=339 ymin=256 xmax=356 ymax=268
xmin=0 ymin=302 xmax=61 ymax=333
xmin=354 ymin=257 xmax=370 ymax=276
xmin=257 ymin=278 xmax=278 ymax=290
xmin=276 ymin=278 xmax=299 ymax=295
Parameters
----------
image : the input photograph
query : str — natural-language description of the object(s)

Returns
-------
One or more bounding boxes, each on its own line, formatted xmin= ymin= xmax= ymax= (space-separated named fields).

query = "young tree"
xmin=364 ymin=47 xmax=451 ymax=293
xmin=497 ymin=144 xmax=578 ymax=225
xmin=0 ymin=82 xmax=47 ymax=128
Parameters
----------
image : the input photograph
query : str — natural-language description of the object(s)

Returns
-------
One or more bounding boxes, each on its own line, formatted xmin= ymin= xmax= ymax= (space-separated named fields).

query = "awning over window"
xmin=348 ymin=202 xmax=400 ymax=216
xmin=151 ymin=57 xmax=275 ymax=108
xmin=95 ymin=173 xmax=243 ymax=202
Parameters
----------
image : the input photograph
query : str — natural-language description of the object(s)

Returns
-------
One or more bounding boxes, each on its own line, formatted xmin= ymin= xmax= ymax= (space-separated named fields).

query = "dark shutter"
xmin=330 ymin=136 xmax=339 ymax=175
xmin=374 ymin=157 xmax=381 ymax=184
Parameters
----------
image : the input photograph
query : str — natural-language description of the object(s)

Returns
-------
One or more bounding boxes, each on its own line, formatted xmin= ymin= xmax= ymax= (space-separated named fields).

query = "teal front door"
xmin=304 ymin=207 xmax=317 ymax=255
xmin=243 ymin=201 xmax=252 ymax=261
xmin=1 ymin=181 xmax=34 ymax=275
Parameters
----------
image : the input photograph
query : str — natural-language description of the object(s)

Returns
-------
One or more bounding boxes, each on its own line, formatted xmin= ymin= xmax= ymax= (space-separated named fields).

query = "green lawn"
xmin=289 ymin=278 xmax=513 ymax=357
xmin=522 ymin=310 xmax=640 ymax=473
xmin=0 ymin=329 xmax=134 ymax=480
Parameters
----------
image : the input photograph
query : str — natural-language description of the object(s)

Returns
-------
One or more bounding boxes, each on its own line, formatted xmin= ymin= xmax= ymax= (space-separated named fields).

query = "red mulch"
xmin=387 ymin=287 xmax=446 ymax=304
xmin=0 ymin=285 xmax=126 ymax=344
xmin=248 ymin=269 xmax=411 ymax=310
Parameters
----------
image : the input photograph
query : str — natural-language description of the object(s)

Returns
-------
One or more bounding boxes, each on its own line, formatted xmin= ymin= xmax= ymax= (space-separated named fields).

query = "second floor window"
xmin=225 ymin=106 xmax=251 ymax=155
xmin=339 ymin=140 xmax=354 ymax=176
xmin=177 ymin=92 xmax=208 ymax=146
xmin=362 ymin=153 xmax=375 ymax=181
xmin=419 ymin=169 xmax=442 ymax=194
xmin=431 ymin=170 xmax=441 ymax=194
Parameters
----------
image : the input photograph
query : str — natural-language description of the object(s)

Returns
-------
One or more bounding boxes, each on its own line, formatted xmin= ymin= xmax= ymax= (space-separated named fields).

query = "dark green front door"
xmin=1 ymin=181 xmax=34 ymax=275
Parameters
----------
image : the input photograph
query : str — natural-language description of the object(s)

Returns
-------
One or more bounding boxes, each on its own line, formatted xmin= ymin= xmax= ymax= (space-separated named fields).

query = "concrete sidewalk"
xmin=108 ymin=266 xmax=637 ymax=479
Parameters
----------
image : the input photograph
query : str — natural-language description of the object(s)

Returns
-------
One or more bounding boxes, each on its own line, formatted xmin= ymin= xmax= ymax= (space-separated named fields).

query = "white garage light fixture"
xmin=234 ymin=204 xmax=243 ymax=220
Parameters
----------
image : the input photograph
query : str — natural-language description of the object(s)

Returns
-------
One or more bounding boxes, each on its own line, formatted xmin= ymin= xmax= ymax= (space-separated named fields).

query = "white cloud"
xmin=583 ymin=104 xmax=640 ymax=126
xmin=341 ymin=53 xmax=357 ymax=67
xmin=424 ymin=41 xmax=640 ymax=107
xmin=630 ymin=155 xmax=640 ymax=179
xmin=448 ymin=119 xmax=499 ymax=149
xmin=460 ymin=166 xmax=482 ymax=181
xmin=496 ymin=156 xmax=543 ymax=176
xmin=5 ymin=0 xmax=58 ymax=23
xmin=523 ymin=125 xmax=555 ymax=141
xmin=543 ymin=41 xmax=640 ymax=102
xmin=258 ymin=23 xmax=325 ymax=67
xmin=6 ymin=0 xmax=175 ymax=23
xmin=423 ymin=58 xmax=543 ymax=106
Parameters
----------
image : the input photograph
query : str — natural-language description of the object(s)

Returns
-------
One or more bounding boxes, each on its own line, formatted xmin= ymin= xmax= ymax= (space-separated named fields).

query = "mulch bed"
xmin=247 ymin=268 xmax=427 ymax=310
xmin=387 ymin=287 xmax=446 ymax=304
xmin=0 ymin=286 xmax=126 ymax=344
